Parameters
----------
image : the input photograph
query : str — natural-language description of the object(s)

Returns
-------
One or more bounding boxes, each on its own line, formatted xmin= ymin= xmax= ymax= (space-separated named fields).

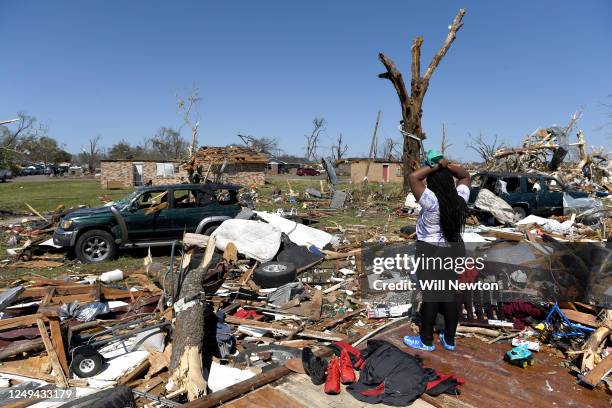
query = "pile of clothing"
xmin=302 ymin=340 xmax=464 ymax=406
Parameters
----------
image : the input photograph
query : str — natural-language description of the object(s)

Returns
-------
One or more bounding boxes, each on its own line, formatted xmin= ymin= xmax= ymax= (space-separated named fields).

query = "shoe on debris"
xmin=324 ymin=356 xmax=341 ymax=395
xmin=339 ymin=349 xmax=356 ymax=384
xmin=403 ymin=335 xmax=435 ymax=352
xmin=302 ymin=347 xmax=327 ymax=385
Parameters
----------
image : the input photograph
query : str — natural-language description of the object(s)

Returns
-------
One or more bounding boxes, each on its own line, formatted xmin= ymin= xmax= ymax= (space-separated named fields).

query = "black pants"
xmin=420 ymin=301 xmax=459 ymax=346
xmin=415 ymin=241 xmax=461 ymax=346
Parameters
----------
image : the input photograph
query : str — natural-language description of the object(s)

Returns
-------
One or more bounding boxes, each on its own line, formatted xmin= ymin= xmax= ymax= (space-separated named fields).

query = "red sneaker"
xmin=339 ymin=349 xmax=356 ymax=384
xmin=324 ymin=357 xmax=341 ymax=394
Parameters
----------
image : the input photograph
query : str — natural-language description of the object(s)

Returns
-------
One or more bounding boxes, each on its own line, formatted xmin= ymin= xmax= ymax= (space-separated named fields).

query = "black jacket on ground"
xmin=346 ymin=340 xmax=428 ymax=406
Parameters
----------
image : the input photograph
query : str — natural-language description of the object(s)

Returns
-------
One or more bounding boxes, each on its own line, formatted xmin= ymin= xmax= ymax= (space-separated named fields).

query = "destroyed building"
xmin=195 ymin=145 xmax=268 ymax=186
xmin=100 ymin=159 xmax=189 ymax=189
xmin=336 ymin=158 xmax=403 ymax=183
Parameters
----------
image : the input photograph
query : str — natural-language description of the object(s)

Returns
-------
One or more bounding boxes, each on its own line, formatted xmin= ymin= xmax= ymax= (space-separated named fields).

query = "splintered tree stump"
xmin=378 ymin=8 xmax=465 ymax=192
xmin=168 ymin=264 xmax=208 ymax=400
xmin=147 ymin=235 xmax=220 ymax=401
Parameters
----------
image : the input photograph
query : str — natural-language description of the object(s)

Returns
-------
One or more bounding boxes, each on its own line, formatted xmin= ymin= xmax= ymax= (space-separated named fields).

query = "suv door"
xmin=122 ymin=189 xmax=170 ymax=240
xmin=535 ymin=177 xmax=564 ymax=215
xmin=166 ymin=188 xmax=206 ymax=236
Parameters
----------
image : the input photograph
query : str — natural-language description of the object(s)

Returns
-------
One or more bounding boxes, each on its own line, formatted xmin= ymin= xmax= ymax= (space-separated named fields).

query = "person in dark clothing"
xmin=403 ymin=158 xmax=470 ymax=351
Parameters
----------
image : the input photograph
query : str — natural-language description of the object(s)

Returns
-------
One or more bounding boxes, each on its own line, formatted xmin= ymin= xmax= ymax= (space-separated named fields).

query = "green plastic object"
xmin=425 ymin=149 xmax=444 ymax=167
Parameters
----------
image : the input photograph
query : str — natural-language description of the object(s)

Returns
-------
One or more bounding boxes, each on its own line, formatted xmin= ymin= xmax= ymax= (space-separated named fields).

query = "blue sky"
xmin=1 ymin=1 xmax=610 ymax=161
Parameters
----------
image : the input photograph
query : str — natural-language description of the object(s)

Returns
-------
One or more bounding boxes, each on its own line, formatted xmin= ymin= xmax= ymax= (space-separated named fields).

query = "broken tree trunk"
xmin=378 ymin=8 xmax=465 ymax=192
xmin=147 ymin=235 xmax=222 ymax=401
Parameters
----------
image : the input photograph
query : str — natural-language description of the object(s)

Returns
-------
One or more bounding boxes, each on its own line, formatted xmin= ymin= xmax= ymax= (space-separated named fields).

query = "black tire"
xmin=253 ymin=261 xmax=297 ymax=288
xmin=71 ymin=346 xmax=105 ymax=378
xmin=59 ymin=386 xmax=135 ymax=408
xmin=75 ymin=229 xmax=117 ymax=263
xmin=512 ymin=206 xmax=528 ymax=221
xmin=203 ymin=224 xmax=219 ymax=236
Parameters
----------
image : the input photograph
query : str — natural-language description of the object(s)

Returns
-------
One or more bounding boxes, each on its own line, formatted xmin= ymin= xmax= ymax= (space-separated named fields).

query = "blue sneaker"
xmin=403 ymin=336 xmax=435 ymax=351
xmin=439 ymin=332 xmax=456 ymax=351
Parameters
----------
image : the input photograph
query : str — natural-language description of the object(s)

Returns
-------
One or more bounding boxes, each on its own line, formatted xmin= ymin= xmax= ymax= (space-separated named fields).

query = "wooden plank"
xmin=0 ymin=314 xmax=44 ymax=331
xmin=49 ymin=318 xmax=69 ymax=375
xmin=561 ymin=309 xmax=599 ymax=327
xmin=581 ymin=353 xmax=612 ymax=387
xmin=117 ymin=358 xmax=151 ymax=385
xmin=36 ymin=319 xmax=68 ymax=388
xmin=225 ymin=316 xmax=347 ymax=341
xmin=40 ymin=287 xmax=55 ymax=305
xmin=225 ymin=386 xmax=305 ymax=408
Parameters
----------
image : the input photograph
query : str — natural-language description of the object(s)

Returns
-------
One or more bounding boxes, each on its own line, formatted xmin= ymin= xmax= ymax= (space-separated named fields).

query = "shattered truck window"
xmin=502 ymin=177 xmax=521 ymax=193
xmin=135 ymin=190 xmax=167 ymax=209
xmin=173 ymin=189 xmax=197 ymax=208
xmin=216 ymin=189 xmax=238 ymax=205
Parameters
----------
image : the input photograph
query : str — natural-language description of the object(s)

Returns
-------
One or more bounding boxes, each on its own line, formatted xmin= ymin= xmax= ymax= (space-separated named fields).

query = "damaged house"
xmin=100 ymin=159 xmax=190 ymax=189
xmin=336 ymin=158 xmax=403 ymax=183
xmin=196 ymin=145 xmax=268 ymax=186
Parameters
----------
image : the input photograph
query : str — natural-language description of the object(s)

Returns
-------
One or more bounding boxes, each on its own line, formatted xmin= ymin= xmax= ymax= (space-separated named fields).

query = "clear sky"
xmin=1 ymin=1 xmax=610 ymax=161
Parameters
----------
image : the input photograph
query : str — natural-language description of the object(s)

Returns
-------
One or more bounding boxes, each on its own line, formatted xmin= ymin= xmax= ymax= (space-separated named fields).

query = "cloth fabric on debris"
xmin=212 ymin=219 xmax=282 ymax=262
xmin=474 ymin=188 xmax=515 ymax=224
xmin=347 ymin=340 xmax=428 ymax=406
xmin=502 ymin=301 xmax=543 ymax=330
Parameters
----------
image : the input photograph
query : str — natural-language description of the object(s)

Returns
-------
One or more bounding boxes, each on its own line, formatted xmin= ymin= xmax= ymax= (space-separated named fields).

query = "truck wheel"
xmin=512 ymin=206 xmax=527 ymax=221
xmin=75 ymin=230 xmax=117 ymax=263
xmin=203 ymin=225 xmax=219 ymax=236
xmin=253 ymin=261 xmax=297 ymax=288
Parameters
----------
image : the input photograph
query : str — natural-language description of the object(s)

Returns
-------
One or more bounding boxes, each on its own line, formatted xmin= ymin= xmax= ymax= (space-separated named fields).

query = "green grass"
xmin=255 ymin=176 xmax=410 ymax=230
xmin=0 ymin=176 xmax=413 ymax=277
xmin=0 ymin=179 xmax=133 ymax=214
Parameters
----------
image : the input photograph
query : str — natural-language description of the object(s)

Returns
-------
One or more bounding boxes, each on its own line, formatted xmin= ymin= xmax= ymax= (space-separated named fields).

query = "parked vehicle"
xmin=0 ymin=168 xmax=13 ymax=182
xmin=297 ymin=167 xmax=320 ymax=176
xmin=53 ymin=183 xmax=242 ymax=263
xmin=468 ymin=171 xmax=588 ymax=219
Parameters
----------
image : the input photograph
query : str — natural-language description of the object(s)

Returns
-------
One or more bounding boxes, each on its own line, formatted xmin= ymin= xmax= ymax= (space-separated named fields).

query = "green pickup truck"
xmin=53 ymin=183 xmax=242 ymax=263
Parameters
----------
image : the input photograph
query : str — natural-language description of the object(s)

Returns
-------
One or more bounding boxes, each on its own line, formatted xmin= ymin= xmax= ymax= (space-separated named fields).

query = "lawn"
xmin=0 ymin=179 xmax=133 ymax=214
xmin=0 ymin=175 xmax=412 ymax=277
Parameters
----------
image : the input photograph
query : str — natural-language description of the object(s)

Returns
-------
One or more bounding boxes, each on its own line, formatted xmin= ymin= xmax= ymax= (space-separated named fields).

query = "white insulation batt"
xmin=213 ymin=219 xmax=282 ymax=262
xmin=254 ymin=211 xmax=333 ymax=249
xmin=207 ymin=362 xmax=257 ymax=392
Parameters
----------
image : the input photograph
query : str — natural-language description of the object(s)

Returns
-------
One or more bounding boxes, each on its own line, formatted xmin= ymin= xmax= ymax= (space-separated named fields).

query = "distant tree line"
xmin=0 ymin=111 xmax=190 ymax=172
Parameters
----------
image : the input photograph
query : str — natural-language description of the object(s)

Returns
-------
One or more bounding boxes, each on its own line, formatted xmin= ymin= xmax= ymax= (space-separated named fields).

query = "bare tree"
xmin=440 ymin=123 xmax=452 ymax=155
xmin=149 ymin=127 xmax=188 ymax=160
xmin=0 ymin=112 xmax=36 ymax=154
xmin=331 ymin=133 xmax=348 ymax=161
xmin=80 ymin=135 xmax=102 ymax=172
xmin=466 ymin=132 xmax=504 ymax=163
xmin=380 ymin=138 xmax=401 ymax=161
xmin=378 ymin=9 xmax=466 ymax=192
xmin=305 ymin=117 xmax=326 ymax=161
xmin=237 ymin=134 xmax=279 ymax=155
xmin=176 ymin=85 xmax=202 ymax=157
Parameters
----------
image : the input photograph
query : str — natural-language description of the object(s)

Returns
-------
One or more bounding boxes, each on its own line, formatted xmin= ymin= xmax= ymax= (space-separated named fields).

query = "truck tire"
xmin=512 ymin=206 xmax=527 ymax=221
xmin=59 ymin=386 xmax=135 ymax=408
xmin=75 ymin=229 xmax=117 ymax=263
xmin=203 ymin=224 xmax=219 ymax=236
xmin=253 ymin=261 xmax=297 ymax=288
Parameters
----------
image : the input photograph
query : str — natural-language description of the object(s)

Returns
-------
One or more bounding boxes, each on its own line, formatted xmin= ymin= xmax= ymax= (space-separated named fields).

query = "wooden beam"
xmin=49 ymin=318 xmax=69 ymax=375
xmin=581 ymin=353 xmax=612 ymax=387
xmin=225 ymin=316 xmax=347 ymax=341
xmin=0 ymin=314 xmax=44 ymax=331
xmin=36 ymin=319 xmax=68 ymax=388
